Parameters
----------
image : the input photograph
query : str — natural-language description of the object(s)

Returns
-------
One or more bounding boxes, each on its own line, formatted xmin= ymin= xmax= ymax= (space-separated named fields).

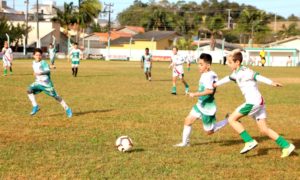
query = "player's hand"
xmin=213 ymin=83 xmax=217 ymax=88
xmin=34 ymin=72 xmax=41 ymax=75
xmin=272 ymin=82 xmax=282 ymax=87
xmin=189 ymin=93 xmax=195 ymax=98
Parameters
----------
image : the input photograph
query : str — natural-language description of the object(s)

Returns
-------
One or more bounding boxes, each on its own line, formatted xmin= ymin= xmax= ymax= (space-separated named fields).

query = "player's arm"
xmin=141 ymin=56 xmax=144 ymax=68
xmin=214 ymin=76 xmax=232 ymax=87
xmin=255 ymin=74 xmax=282 ymax=87
xmin=189 ymin=89 xmax=214 ymax=98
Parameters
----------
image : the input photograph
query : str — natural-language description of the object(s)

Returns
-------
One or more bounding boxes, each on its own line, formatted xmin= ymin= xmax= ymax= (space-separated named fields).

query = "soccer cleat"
xmin=148 ymin=77 xmax=151 ymax=81
xmin=173 ymin=142 xmax=190 ymax=147
xmin=171 ymin=92 xmax=177 ymax=95
xmin=30 ymin=105 xmax=40 ymax=115
xmin=240 ymin=140 xmax=258 ymax=154
xmin=281 ymin=144 xmax=295 ymax=158
xmin=66 ymin=108 xmax=72 ymax=118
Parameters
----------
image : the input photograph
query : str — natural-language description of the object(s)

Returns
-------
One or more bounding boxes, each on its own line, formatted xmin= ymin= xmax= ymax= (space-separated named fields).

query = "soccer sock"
xmin=75 ymin=68 xmax=78 ymax=77
xmin=60 ymin=99 xmax=69 ymax=110
xmin=9 ymin=67 xmax=12 ymax=72
xmin=275 ymin=136 xmax=290 ymax=149
xmin=213 ymin=119 xmax=228 ymax=132
xmin=72 ymin=68 xmax=74 ymax=75
xmin=240 ymin=130 xmax=254 ymax=143
xmin=4 ymin=69 xmax=7 ymax=75
xmin=172 ymin=86 xmax=176 ymax=93
xmin=182 ymin=125 xmax=192 ymax=145
xmin=185 ymin=84 xmax=189 ymax=88
xmin=28 ymin=94 xmax=38 ymax=107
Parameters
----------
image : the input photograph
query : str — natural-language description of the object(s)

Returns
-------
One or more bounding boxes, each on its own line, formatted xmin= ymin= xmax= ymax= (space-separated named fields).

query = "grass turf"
xmin=0 ymin=60 xmax=299 ymax=179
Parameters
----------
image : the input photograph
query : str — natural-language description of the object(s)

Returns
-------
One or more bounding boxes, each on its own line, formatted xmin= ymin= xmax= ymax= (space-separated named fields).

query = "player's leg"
xmin=181 ymin=75 xmax=189 ymax=94
xmin=254 ymin=109 xmax=295 ymax=158
xmin=54 ymin=95 xmax=72 ymax=118
xmin=212 ymin=114 xmax=229 ymax=133
xmin=75 ymin=66 xmax=78 ymax=77
xmin=174 ymin=109 xmax=198 ymax=147
xmin=171 ymin=75 xmax=177 ymax=95
xmin=229 ymin=104 xmax=258 ymax=154
xmin=9 ymin=63 xmax=12 ymax=74
xmin=71 ymin=64 xmax=75 ymax=76
xmin=27 ymin=83 xmax=41 ymax=115
xmin=148 ymin=68 xmax=152 ymax=81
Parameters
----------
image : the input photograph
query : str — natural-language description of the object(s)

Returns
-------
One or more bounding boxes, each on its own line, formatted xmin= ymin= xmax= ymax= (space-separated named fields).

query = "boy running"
xmin=2 ymin=41 xmax=13 ymax=76
xmin=48 ymin=43 xmax=56 ymax=69
xmin=174 ymin=53 xmax=228 ymax=147
xmin=27 ymin=48 xmax=72 ymax=118
xmin=169 ymin=47 xmax=190 ymax=95
xmin=141 ymin=47 xmax=152 ymax=81
xmin=214 ymin=50 xmax=295 ymax=158
xmin=69 ymin=43 xmax=82 ymax=77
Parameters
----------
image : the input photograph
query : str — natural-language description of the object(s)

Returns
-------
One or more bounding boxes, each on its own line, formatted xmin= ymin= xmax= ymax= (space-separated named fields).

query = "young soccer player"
xmin=169 ymin=47 xmax=190 ymax=95
xmin=214 ymin=50 xmax=295 ymax=158
xmin=141 ymin=47 xmax=152 ymax=81
xmin=69 ymin=43 xmax=82 ymax=77
xmin=48 ymin=43 xmax=56 ymax=69
xmin=174 ymin=53 xmax=228 ymax=147
xmin=27 ymin=48 xmax=72 ymax=118
xmin=2 ymin=41 xmax=13 ymax=76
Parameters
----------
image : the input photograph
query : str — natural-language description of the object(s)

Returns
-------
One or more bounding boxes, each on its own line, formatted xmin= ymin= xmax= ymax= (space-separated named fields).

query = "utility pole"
xmin=226 ymin=9 xmax=231 ymax=29
xmin=103 ymin=3 xmax=113 ymax=61
xmin=36 ymin=0 xmax=40 ymax=48
xmin=25 ymin=0 xmax=29 ymax=54
xmin=13 ymin=0 xmax=15 ymax=10
xmin=274 ymin=13 xmax=277 ymax=33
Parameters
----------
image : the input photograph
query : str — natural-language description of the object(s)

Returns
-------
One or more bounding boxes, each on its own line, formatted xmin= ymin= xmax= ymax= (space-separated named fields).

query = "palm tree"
xmin=76 ymin=0 xmax=102 ymax=42
xmin=52 ymin=2 xmax=76 ymax=35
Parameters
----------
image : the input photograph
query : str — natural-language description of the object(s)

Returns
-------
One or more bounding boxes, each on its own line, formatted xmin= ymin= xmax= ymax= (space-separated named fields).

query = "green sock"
xmin=276 ymin=136 xmax=290 ymax=149
xmin=240 ymin=130 xmax=254 ymax=143
xmin=4 ymin=69 xmax=7 ymax=75
xmin=185 ymin=84 xmax=189 ymax=88
xmin=172 ymin=86 xmax=176 ymax=93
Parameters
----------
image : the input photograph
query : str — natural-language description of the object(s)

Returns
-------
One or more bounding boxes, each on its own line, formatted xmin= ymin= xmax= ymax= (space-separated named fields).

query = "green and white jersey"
xmin=2 ymin=47 xmax=13 ymax=62
xmin=32 ymin=60 xmax=52 ymax=87
xmin=196 ymin=70 xmax=218 ymax=116
xmin=70 ymin=49 xmax=81 ymax=63
xmin=229 ymin=66 xmax=262 ymax=105
xmin=171 ymin=54 xmax=186 ymax=74
xmin=141 ymin=54 xmax=152 ymax=68
xmin=48 ymin=47 xmax=56 ymax=59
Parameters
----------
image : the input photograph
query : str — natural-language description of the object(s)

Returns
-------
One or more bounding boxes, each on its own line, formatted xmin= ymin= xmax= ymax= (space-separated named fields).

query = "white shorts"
xmin=71 ymin=64 xmax=79 ymax=68
xmin=172 ymin=67 xmax=184 ymax=79
xmin=189 ymin=107 xmax=216 ymax=132
xmin=236 ymin=103 xmax=267 ymax=121
xmin=2 ymin=59 xmax=11 ymax=67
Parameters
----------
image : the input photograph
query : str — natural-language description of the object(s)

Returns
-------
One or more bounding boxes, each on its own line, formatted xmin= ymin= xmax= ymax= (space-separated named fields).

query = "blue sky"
xmin=8 ymin=0 xmax=300 ymax=20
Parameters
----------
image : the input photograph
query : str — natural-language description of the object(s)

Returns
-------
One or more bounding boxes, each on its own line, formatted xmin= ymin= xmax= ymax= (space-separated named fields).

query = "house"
xmin=110 ymin=30 xmax=179 ymax=50
xmin=116 ymin=26 xmax=145 ymax=35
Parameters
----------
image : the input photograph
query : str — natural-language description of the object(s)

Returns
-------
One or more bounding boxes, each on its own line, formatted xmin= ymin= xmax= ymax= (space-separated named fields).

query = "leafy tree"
xmin=52 ymin=2 xmax=76 ymax=35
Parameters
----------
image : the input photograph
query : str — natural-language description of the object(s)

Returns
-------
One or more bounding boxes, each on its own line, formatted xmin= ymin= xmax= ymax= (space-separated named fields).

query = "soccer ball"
xmin=115 ymin=136 xmax=133 ymax=152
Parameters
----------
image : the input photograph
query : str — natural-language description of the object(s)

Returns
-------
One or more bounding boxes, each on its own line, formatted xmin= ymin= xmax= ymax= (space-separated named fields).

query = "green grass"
xmin=0 ymin=60 xmax=299 ymax=179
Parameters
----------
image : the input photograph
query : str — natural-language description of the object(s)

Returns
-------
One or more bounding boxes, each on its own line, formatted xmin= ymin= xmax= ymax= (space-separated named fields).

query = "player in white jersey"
xmin=2 ymin=41 xmax=13 ymax=76
xmin=174 ymin=53 xmax=228 ymax=147
xmin=69 ymin=43 xmax=82 ymax=77
xmin=141 ymin=48 xmax=152 ymax=81
xmin=214 ymin=50 xmax=295 ymax=158
xmin=169 ymin=47 xmax=190 ymax=95
xmin=27 ymin=48 xmax=72 ymax=118
xmin=48 ymin=43 xmax=56 ymax=69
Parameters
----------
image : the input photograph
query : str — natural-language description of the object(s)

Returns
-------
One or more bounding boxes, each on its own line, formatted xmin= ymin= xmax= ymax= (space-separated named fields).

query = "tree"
xmin=76 ymin=0 xmax=102 ymax=42
xmin=277 ymin=23 xmax=300 ymax=39
xmin=52 ymin=2 xmax=76 ymax=35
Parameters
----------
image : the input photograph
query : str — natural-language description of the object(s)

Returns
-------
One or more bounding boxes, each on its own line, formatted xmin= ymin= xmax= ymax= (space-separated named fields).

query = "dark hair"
xmin=199 ymin=53 xmax=212 ymax=64
xmin=232 ymin=51 xmax=243 ymax=63
xmin=49 ymin=43 xmax=53 ymax=46
xmin=74 ymin=42 xmax=78 ymax=45
xmin=172 ymin=46 xmax=178 ymax=51
xmin=145 ymin=47 xmax=149 ymax=51
xmin=33 ymin=48 xmax=43 ymax=55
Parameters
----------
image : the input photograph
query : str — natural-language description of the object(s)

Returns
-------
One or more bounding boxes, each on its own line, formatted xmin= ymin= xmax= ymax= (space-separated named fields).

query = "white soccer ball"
xmin=115 ymin=136 xmax=133 ymax=152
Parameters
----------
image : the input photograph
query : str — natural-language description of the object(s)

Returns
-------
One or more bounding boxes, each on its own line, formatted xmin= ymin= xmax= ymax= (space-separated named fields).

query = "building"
xmin=110 ymin=30 xmax=179 ymax=50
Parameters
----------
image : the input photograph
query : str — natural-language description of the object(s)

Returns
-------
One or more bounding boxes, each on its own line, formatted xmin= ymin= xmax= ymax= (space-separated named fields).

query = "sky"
xmin=7 ymin=0 xmax=300 ymax=20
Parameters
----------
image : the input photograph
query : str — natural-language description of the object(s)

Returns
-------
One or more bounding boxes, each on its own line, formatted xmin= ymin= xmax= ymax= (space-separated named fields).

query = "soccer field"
xmin=0 ymin=60 xmax=299 ymax=179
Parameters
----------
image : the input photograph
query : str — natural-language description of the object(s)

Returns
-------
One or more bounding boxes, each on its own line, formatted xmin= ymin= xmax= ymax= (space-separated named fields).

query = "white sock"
xmin=60 ymin=100 xmax=69 ymax=110
xmin=213 ymin=119 xmax=228 ymax=132
xmin=28 ymin=94 xmax=37 ymax=106
xmin=182 ymin=125 xmax=192 ymax=145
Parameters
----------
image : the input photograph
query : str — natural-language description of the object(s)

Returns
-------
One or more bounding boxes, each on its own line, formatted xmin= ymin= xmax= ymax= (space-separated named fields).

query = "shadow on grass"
xmin=151 ymin=79 xmax=171 ymax=82
xmin=128 ymin=148 xmax=145 ymax=153
xmin=193 ymin=136 xmax=270 ymax=147
xmin=49 ymin=109 xmax=114 ymax=117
